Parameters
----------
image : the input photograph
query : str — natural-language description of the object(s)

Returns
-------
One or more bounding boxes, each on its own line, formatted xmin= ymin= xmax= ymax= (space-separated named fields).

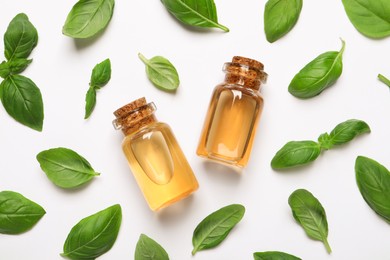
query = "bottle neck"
xmin=223 ymin=61 xmax=267 ymax=91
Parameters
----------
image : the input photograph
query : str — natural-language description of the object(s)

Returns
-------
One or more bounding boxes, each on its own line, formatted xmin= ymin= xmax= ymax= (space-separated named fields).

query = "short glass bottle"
xmin=113 ymin=97 xmax=199 ymax=211
xmin=197 ymin=56 xmax=268 ymax=168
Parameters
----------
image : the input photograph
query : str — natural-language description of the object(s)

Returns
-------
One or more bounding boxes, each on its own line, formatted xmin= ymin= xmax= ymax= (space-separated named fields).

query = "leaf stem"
xmin=323 ymin=238 xmax=332 ymax=254
xmin=215 ymin=23 xmax=229 ymax=32
xmin=191 ymin=247 xmax=198 ymax=255
xmin=339 ymin=38 xmax=346 ymax=55
xmin=378 ymin=74 xmax=390 ymax=88
xmin=138 ymin=53 xmax=149 ymax=65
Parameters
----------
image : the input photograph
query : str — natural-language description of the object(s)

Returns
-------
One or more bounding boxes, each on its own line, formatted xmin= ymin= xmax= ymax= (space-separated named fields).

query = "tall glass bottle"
xmin=197 ymin=56 xmax=268 ymax=168
xmin=113 ymin=97 xmax=198 ymax=211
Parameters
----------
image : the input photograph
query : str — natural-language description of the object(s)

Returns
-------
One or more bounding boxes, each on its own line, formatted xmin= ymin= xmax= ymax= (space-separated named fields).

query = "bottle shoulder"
xmin=123 ymin=122 xmax=171 ymax=142
xmin=213 ymin=83 xmax=264 ymax=101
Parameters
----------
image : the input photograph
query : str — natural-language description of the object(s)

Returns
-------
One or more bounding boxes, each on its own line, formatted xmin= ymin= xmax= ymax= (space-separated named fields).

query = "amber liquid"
xmin=197 ymin=84 xmax=263 ymax=167
xmin=122 ymin=122 xmax=198 ymax=211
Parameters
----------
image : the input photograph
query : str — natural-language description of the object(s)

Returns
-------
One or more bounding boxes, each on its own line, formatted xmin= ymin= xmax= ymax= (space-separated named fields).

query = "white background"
xmin=1 ymin=0 xmax=390 ymax=259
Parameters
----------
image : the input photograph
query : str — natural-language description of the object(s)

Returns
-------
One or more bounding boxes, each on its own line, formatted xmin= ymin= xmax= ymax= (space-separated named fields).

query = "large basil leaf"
xmin=328 ymin=119 xmax=370 ymax=146
xmin=4 ymin=13 xmax=38 ymax=61
xmin=378 ymin=74 xmax=390 ymax=89
xmin=160 ymin=0 xmax=229 ymax=32
xmin=264 ymin=0 xmax=303 ymax=43
xmin=138 ymin=53 xmax=180 ymax=91
xmin=61 ymin=204 xmax=122 ymax=259
xmin=62 ymin=0 xmax=115 ymax=39
xmin=0 ymin=75 xmax=44 ymax=131
xmin=253 ymin=251 xmax=301 ymax=260
xmin=0 ymin=191 xmax=46 ymax=234
xmin=192 ymin=204 xmax=245 ymax=255
xmin=271 ymin=141 xmax=321 ymax=169
xmin=355 ymin=156 xmax=390 ymax=222
xmin=288 ymin=189 xmax=331 ymax=253
xmin=135 ymin=234 xmax=169 ymax=260
xmin=342 ymin=0 xmax=390 ymax=38
xmin=36 ymin=147 xmax=100 ymax=189
xmin=288 ymin=39 xmax=345 ymax=99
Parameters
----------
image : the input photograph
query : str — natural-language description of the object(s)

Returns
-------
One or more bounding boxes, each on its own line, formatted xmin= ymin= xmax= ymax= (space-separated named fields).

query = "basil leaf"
xmin=253 ymin=251 xmax=301 ymax=260
xmin=0 ymin=59 xmax=32 ymax=78
xmin=288 ymin=39 xmax=345 ymax=99
xmin=264 ymin=0 xmax=302 ymax=43
xmin=355 ymin=156 xmax=390 ymax=222
xmin=271 ymin=141 xmax=321 ymax=169
xmin=0 ymin=75 xmax=44 ymax=131
xmin=62 ymin=0 xmax=115 ymax=39
xmin=192 ymin=204 xmax=245 ymax=255
xmin=135 ymin=234 xmax=169 ymax=260
xmin=0 ymin=61 xmax=10 ymax=78
xmin=288 ymin=189 xmax=331 ymax=254
xmin=90 ymin=58 xmax=111 ymax=88
xmin=0 ymin=191 xmax=45 ymax=234
xmin=378 ymin=74 xmax=390 ymax=89
xmin=342 ymin=0 xmax=390 ymax=39
xmin=84 ymin=87 xmax=96 ymax=119
xmin=138 ymin=53 xmax=180 ymax=91
xmin=160 ymin=0 xmax=229 ymax=32
xmin=4 ymin=13 xmax=38 ymax=61
xmin=61 ymin=204 xmax=122 ymax=259
xmin=36 ymin=147 xmax=100 ymax=189
xmin=328 ymin=119 xmax=370 ymax=146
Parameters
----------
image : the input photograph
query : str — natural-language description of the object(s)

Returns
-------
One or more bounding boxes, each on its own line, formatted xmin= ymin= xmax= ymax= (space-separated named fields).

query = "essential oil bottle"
xmin=197 ymin=56 xmax=268 ymax=168
xmin=113 ymin=97 xmax=198 ymax=211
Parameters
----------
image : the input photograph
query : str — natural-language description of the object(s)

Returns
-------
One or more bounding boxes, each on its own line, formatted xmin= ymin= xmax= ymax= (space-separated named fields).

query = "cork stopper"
xmin=232 ymin=56 xmax=264 ymax=71
xmin=113 ymin=97 xmax=157 ymax=135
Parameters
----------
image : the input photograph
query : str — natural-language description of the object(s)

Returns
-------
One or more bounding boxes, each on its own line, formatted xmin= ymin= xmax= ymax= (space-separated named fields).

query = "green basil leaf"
xmin=253 ymin=251 xmax=301 ymax=260
xmin=138 ymin=53 xmax=180 ymax=91
xmin=62 ymin=0 xmax=115 ymax=39
xmin=192 ymin=204 xmax=245 ymax=255
xmin=0 ymin=191 xmax=45 ymax=234
xmin=84 ymin=87 xmax=96 ymax=119
xmin=0 ymin=75 xmax=44 ymax=131
xmin=160 ymin=0 xmax=229 ymax=32
xmin=0 ymin=61 xmax=10 ymax=78
xmin=271 ymin=141 xmax=321 ymax=169
xmin=90 ymin=58 xmax=111 ymax=88
xmin=378 ymin=74 xmax=390 ymax=89
xmin=61 ymin=204 xmax=122 ymax=259
xmin=327 ymin=119 xmax=370 ymax=146
xmin=342 ymin=0 xmax=390 ymax=39
xmin=36 ymin=147 xmax=100 ymax=189
xmin=355 ymin=156 xmax=390 ymax=222
xmin=4 ymin=13 xmax=38 ymax=61
xmin=288 ymin=39 xmax=345 ymax=99
xmin=288 ymin=189 xmax=331 ymax=254
xmin=264 ymin=0 xmax=302 ymax=43
xmin=0 ymin=59 xmax=33 ymax=78
xmin=135 ymin=234 xmax=169 ymax=260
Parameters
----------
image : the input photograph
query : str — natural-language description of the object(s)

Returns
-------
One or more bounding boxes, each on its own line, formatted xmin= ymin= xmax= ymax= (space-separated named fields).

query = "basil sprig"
xmin=61 ymin=204 xmax=122 ymax=259
xmin=85 ymin=58 xmax=111 ymax=119
xmin=160 ymin=0 xmax=229 ymax=32
xmin=271 ymin=119 xmax=370 ymax=169
xmin=0 ymin=13 xmax=44 ymax=131
xmin=264 ymin=0 xmax=303 ymax=43
xmin=135 ymin=234 xmax=170 ymax=260
xmin=355 ymin=156 xmax=390 ymax=222
xmin=288 ymin=39 xmax=345 ymax=99
xmin=192 ymin=204 xmax=245 ymax=255
xmin=289 ymin=189 xmax=331 ymax=254
xmin=253 ymin=251 xmax=301 ymax=260
xmin=0 ymin=191 xmax=46 ymax=234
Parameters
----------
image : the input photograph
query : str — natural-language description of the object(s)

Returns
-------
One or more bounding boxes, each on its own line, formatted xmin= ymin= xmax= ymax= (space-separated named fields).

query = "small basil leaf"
xmin=288 ymin=39 xmax=345 ymax=99
xmin=355 ymin=156 xmax=390 ymax=222
xmin=160 ymin=0 xmax=229 ymax=32
xmin=253 ymin=251 xmax=301 ymax=260
xmin=84 ymin=87 xmax=96 ymax=119
xmin=0 ymin=75 xmax=44 ymax=131
xmin=4 ymin=13 xmax=38 ymax=61
xmin=271 ymin=141 xmax=321 ymax=169
xmin=192 ymin=204 xmax=245 ymax=255
xmin=288 ymin=189 xmax=331 ymax=254
xmin=317 ymin=133 xmax=333 ymax=150
xmin=61 ymin=204 xmax=122 ymax=259
xmin=0 ymin=61 xmax=10 ymax=78
xmin=327 ymin=119 xmax=370 ymax=146
xmin=62 ymin=0 xmax=115 ymax=39
xmin=342 ymin=0 xmax=390 ymax=39
xmin=378 ymin=74 xmax=390 ymax=89
xmin=36 ymin=147 xmax=100 ymax=189
xmin=0 ymin=191 xmax=46 ymax=234
xmin=138 ymin=53 xmax=180 ymax=91
xmin=90 ymin=58 xmax=111 ymax=88
xmin=0 ymin=59 xmax=32 ymax=79
xmin=135 ymin=234 xmax=169 ymax=260
xmin=264 ymin=0 xmax=303 ymax=43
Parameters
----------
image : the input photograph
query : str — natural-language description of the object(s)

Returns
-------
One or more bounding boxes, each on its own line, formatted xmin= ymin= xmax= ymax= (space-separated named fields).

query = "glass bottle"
xmin=197 ymin=56 xmax=268 ymax=168
xmin=113 ymin=97 xmax=198 ymax=211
